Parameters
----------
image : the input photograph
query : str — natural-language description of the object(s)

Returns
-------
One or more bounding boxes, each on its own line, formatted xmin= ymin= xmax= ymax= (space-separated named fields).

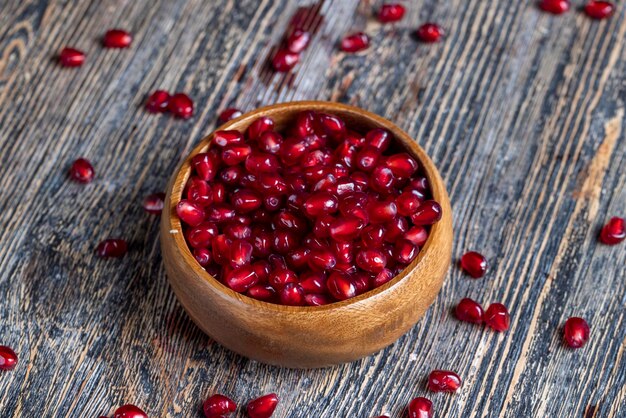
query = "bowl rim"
xmin=164 ymin=100 xmax=449 ymax=313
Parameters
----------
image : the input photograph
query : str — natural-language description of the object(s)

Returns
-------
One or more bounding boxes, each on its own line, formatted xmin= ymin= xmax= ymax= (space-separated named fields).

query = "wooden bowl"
xmin=160 ymin=101 xmax=453 ymax=368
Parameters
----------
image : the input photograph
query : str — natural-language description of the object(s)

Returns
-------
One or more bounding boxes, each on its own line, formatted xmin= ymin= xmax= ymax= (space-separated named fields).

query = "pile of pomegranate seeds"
xmin=378 ymin=3 xmax=406 ymax=23
xmin=145 ymin=90 xmax=194 ymax=119
xmin=599 ymin=216 xmax=625 ymax=245
xmin=177 ymin=111 xmax=441 ymax=305
xmin=563 ymin=317 xmax=590 ymax=348
xmin=103 ymin=29 xmax=133 ymax=48
xmin=142 ymin=192 xmax=165 ymax=214
xmin=59 ymin=47 xmax=86 ymax=67
xmin=0 ymin=345 xmax=18 ymax=371
xmin=272 ymin=28 xmax=311 ymax=72
xmin=408 ymin=397 xmax=433 ymax=418
xmin=415 ymin=23 xmax=444 ymax=43
xmin=218 ymin=108 xmax=244 ymax=123
xmin=96 ymin=239 xmax=128 ymax=258
xmin=203 ymin=394 xmax=237 ymax=417
xmin=112 ymin=404 xmax=147 ymax=418
xmin=340 ymin=32 xmax=370 ymax=52
xmin=247 ymin=393 xmax=279 ymax=418
xmin=69 ymin=158 xmax=95 ymax=183
xmin=460 ymin=251 xmax=488 ymax=278
xmin=428 ymin=370 xmax=462 ymax=392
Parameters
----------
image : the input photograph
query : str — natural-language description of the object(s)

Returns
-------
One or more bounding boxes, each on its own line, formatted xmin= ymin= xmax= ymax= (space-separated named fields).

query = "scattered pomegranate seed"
xmin=69 ymin=158 xmax=95 ymax=183
xmin=286 ymin=29 xmax=311 ymax=53
xmin=340 ymin=32 xmax=370 ymax=52
xmin=0 ymin=346 xmax=18 ymax=370
xmin=408 ymin=397 xmax=433 ymax=418
xmin=218 ymin=108 xmax=243 ymax=123
xmin=143 ymin=192 xmax=165 ymax=214
xmin=272 ymin=49 xmax=300 ymax=72
xmin=538 ymin=0 xmax=570 ymax=14
xmin=103 ymin=29 xmax=133 ymax=48
xmin=563 ymin=317 xmax=590 ymax=348
xmin=247 ymin=393 xmax=279 ymax=418
xmin=484 ymin=303 xmax=510 ymax=332
xmin=455 ymin=298 xmax=484 ymax=324
xmin=96 ymin=239 xmax=128 ymax=258
xmin=113 ymin=404 xmax=148 ymax=418
xmin=203 ymin=394 xmax=236 ymax=418
xmin=59 ymin=47 xmax=85 ymax=67
xmin=168 ymin=93 xmax=194 ymax=119
xmin=599 ymin=217 xmax=625 ymax=245
xmin=415 ymin=23 xmax=444 ymax=43
xmin=460 ymin=251 xmax=488 ymax=278
xmin=584 ymin=1 xmax=614 ymax=19
xmin=378 ymin=3 xmax=406 ymax=23
xmin=428 ymin=370 xmax=462 ymax=392
xmin=145 ymin=90 xmax=170 ymax=113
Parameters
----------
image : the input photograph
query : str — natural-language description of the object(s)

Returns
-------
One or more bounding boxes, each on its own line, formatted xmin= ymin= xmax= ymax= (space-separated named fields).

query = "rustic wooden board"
xmin=0 ymin=0 xmax=624 ymax=417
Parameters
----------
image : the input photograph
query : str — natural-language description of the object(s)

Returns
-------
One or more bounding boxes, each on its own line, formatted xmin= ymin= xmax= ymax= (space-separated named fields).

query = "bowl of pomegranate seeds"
xmin=160 ymin=101 xmax=452 ymax=368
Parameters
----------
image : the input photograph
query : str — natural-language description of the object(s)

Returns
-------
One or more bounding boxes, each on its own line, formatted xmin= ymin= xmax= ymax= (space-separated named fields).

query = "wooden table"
xmin=1 ymin=1 xmax=624 ymax=417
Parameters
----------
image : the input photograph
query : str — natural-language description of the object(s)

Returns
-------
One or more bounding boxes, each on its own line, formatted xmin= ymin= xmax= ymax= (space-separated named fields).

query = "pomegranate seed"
xmin=59 ymin=47 xmax=85 ymax=67
xmin=287 ymin=29 xmax=311 ymax=53
xmin=247 ymin=393 xmax=279 ymax=418
xmin=224 ymin=224 xmax=252 ymax=240
xmin=385 ymin=153 xmax=418 ymax=177
xmin=103 ymin=29 xmax=133 ymax=48
xmin=203 ymin=394 xmax=236 ymax=418
xmin=0 ymin=346 xmax=18 ymax=370
xmin=538 ymin=0 xmax=570 ymax=14
xmin=230 ymin=239 xmax=253 ymax=268
xmin=415 ymin=23 xmax=444 ymax=43
xmin=378 ymin=3 xmax=406 ymax=23
xmin=187 ymin=177 xmax=213 ymax=206
xmin=394 ymin=239 xmax=418 ymax=264
xmin=222 ymin=144 xmax=252 ymax=166
xmin=213 ymin=130 xmax=244 ymax=147
xmin=356 ymin=249 xmax=387 ymax=273
xmin=206 ymin=204 xmax=236 ymax=223
xmin=218 ymin=108 xmax=243 ymax=123
xmin=329 ymin=217 xmax=364 ymax=242
xmin=455 ymin=298 xmax=484 ymax=324
xmin=356 ymin=147 xmax=381 ymax=172
xmin=327 ymin=272 xmax=357 ymax=300
xmin=428 ymin=370 xmax=462 ymax=392
xmin=305 ymin=293 xmax=332 ymax=306
xmin=193 ymin=248 xmax=212 ymax=267
xmin=370 ymin=166 xmax=395 ymax=193
xmin=484 ymin=303 xmax=510 ymax=332
xmin=192 ymin=153 xmax=218 ymax=181
xmin=599 ymin=217 xmax=625 ymax=245
xmin=269 ymin=267 xmax=298 ymax=289
xmin=187 ymin=222 xmax=218 ymax=248
xmin=247 ymin=117 xmax=275 ymax=140
xmin=340 ymin=32 xmax=370 ymax=52
xmin=176 ymin=200 xmax=206 ymax=226
xmin=410 ymin=200 xmax=442 ymax=225
xmin=258 ymin=131 xmax=283 ymax=154
xmin=304 ymin=192 xmax=339 ymax=217
xmin=361 ymin=224 xmax=386 ymax=247
xmin=368 ymin=200 xmax=398 ymax=224
xmin=460 ymin=251 xmax=488 ymax=278
xmin=563 ymin=317 xmax=590 ymax=348
xmin=96 ymin=239 xmax=128 ymax=258
xmin=69 ymin=158 xmax=95 ymax=183
xmin=404 ymin=226 xmax=428 ymax=247
xmin=225 ymin=266 xmax=258 ymax=292
xmin=308 ymin=248 xmax=337 ymax=271
xmin=365 ymin=129 xmax=392 ymax=152
xmin=245 ymin=152 xmax=280 ymax=174
xmin=286 ymin=247 xmax=310 ymax=271
xmin=280 ymin=283 xmax=306 ymax=305
xmin=408 ymin=397 xmax=433 ymax=418
xmin=272 ymin=49 xmax=300 ymax=72
xmin=168 ymin=93 xmax=194 ymax=119
xmin=247 ymin=284 xmax=277 ymax=302
xmin=113 ymin=404 xmax=148 ymax=418
xmin=372 ymin=268 xmax=395 ymax=287
xmin=396 ymin=191 xmax=422 ymax=216
xmin=299 ymin=271 xmax=327 ymax=293
xmin=212 ymin=235 xmax=232 ymax=266
xmin=584 ymin=1 xmax=614 ymax=19
xmin=145 ymin=90 xmax=170 ymax=113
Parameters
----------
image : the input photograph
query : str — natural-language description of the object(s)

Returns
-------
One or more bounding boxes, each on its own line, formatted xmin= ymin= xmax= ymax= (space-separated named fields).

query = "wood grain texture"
xmin=0 ymin=0 xmax=624 ymax=416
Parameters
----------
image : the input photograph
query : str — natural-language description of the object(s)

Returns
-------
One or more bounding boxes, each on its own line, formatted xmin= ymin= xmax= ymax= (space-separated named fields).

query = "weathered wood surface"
xmin=0 ymin=0 xmax=624 ymax=417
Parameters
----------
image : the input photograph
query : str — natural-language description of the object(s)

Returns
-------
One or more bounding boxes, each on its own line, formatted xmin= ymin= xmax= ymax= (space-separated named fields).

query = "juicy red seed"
xmin=222 ymin=144 xmax=252 ymax=165
xmin=258 ymin=131 xmax=283 ymax=154
xmin=370 ymin=166 xmax=395 ymax=193
xmin=410 ymin=200 xmax=442 ymax=225
xmin=245 ymin=152 xmax=280 ymax=174
xmin=384 ymin=217 xmax=408 ymax=243
xmin=368 ymin=200 xmax=398 ymax=224
xmin=168 ymin=93 xmax=194 ymax=119
xmin=0 ymin=346 xmax=18 ymax=371
xmin=206 ymin=204 xmax=236 ymax=223
xmin=286 ymin=29 xmax=311 ymax=53
xmin=280 ymin=138 xmax=309 ymax=165
xmin=113 ymin=404 xmax=148 ymax=418
xmin=329 ymin=217 xmax=364 ymax=242
xmin=286 ymin=247 xmax=310 ymax=271
xmin=584 ymin=1 xmax=614 ymax=19
xmin=455 ymin=298 xmax=484 ymax=324
xmin=312 ymin=214 xmax=332 ymax=237
xmin=192 ymin=153 xmax=218 ymax=181
xmin=218 ymin=108 xmax=243 ymax=123
xmin=428 ymin=370 xmax=462 ymax=392
xmin=272 ymin=230 xmax=299 ymax=254
xmin=356 ymin=249 xmax=387 ymax=273
xmin=187 ymin=177 xmax=213 ymax=206
xmin=299 ymin=271 xmax=327 ymax=293
xmin=327 ymin=272 xmax=357 ymax=300
xmin=212 ymin=235 xmax=231 ymax=265
xmin=279 ymin=283 xmax=306 ymax=306
xmin=485 ymin=303 xmax=510 ymax=332
xmin=404 ymin=226 xmax=428 ymax=247
xmin=247 ymin=393 xmax=279 ymax=418
xmin=408 ymin=397 xmax=433 ymax=418
xmin=247 ymin=117 xmax=275 ymax=140
xmin=224 ymin=224 xmax=252 ymax=240
xmin=96 ymin=239 xmax=128 ymax=258
xmin=563 ymin=317 xmax=590 ymax=348
xmin=538 ymin=0 xmax=571 ymax=14
xmin=599 ymin=217 xmax=625 ymax=245
xmin=305 ymin=293 xmax=332 ymax=306
xmin=225 ymin=265 xmax=258 ymax=292
xmin=193 ymin=248 xmax=212 ymax=267
xmin=378 ymin=3 xmax=406 ymax=23
xmin=394 ymin=239 xmax=418 ymax=264
xmin=340 ymin=32 xmax=370 ymax=52
xmin=213 ymin=130 xmax=244 ymax=147
xmin=269 ymin=267 xmax=298 ymax=289
xmin=252 ymin=232 xmax=272 ymax=258
xmin=460 ymin=251 xmax=488 ymax=278
xmin=365 ymin=129 xmax=392 ymax=151
xmin=187 ymin=222 xmax=218 ymax=248
xmin=356 ymin=147 xmax=380 ymax=172
xmin=396 ymin=191 xmax=422 ymax=216
xmin=415 ymin=23 xmax=444 ymax=43
xmin=304 ymin=192 xmax=339 ymax=217
xmin=177 ymin=200 xmax=206 ymax=226
xmin=145 ymin=90 xmax=170 ymax=113
xmin=247 ymin=284 xmax=277 ymax=302
xmin=59 ymin=47 xmax=85 ymax=67
xmin=273 ymin=210 xmax=307 ymax=232
xmin=308 ymin=248 xmax=337 ymax=271
xmin=372 ymin=268 xmax=395 ymax=287
xmin=385 ymin=153 xmax=419 ymax=177
xmin=69 ymin=158 xmax=95 ymax=183
xmin=230 ymin=239 xmax=253 ymax=268
xmin=361 ymin=224 xmax=386 ymax=247
xmin=219 ymin=166 xmax=243 ymax=184
xmin=272 ymin=49 xmax=300 ymax=72
xmin=103 ymin=29 xmax=133 ymax=48
xmin=203 ymin=394 xmax=237 ymax=418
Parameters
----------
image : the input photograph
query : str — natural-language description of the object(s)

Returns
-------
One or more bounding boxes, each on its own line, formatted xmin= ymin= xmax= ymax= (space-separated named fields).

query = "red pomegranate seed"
xmin=212 ymin=235 xmax=232 ymax=266
xmin=356 ymin=147 xmax=381 ymax=172
xmin=368 ymin=200 xmax=398 ymax=224
xmin=69 ymin=158 xmax=95 ymax=183
xmin=370 ymin=166 xmax=395 ymax=193
xmin=230 ymin=239 xmax=253 ymax=268
xmin=192 ymin=153 xmax=218 ymax=181
xmin=96 ymin=239 xmax=128 ymax=258
xmin=269 ymin=267 xmax=298 ymax=289
xmin=599 ymin=217 xmax=625 ymax=245
xmin=563 ymin=317 xmax=590 ymax=348
xmin=103 ymin=29 xmax=133 ymax=48
xmin=203 ymin=394 xmax=236 ymax=418
xmin=187 ymin=222 xmax=218 ymax=248
xmin=218 ymin=108 xmax=243 ymax=123
xmin=327 ymin=272 xmax=357 ymax=300
xmin=225 ymin=224 xmax=252 ymax=240
xmin=225 ymin=266 xmax=258 ymax=292
xmin=415 ymin=23 xmax=444 ymax=43
xmin=361 ymin=224 xmax=385 ymax=247
xmin=176 ymin=200 xmax=205 ymax=226
xmin=408 ymin=397 xmax=433 ymax=418
xmin=584 ymin=1 xmax=614 ymax=19
xmin=221 ymin=144 xmax=252 ymax=166
xmin=372 ymin=268 xmax=395 ymax=287
xmin=428 ymin=370 xmax=462 ymax=392
xmin=247 ymin=393 xmax=279 ymax=418
xmin=329 ymin=217 xmax=364 ymax=242
xmin=287 ymin=29 xmax=311 ymax=53
xmin=168 ymin=93 xmax=194 ymax=119
xmin=396 ymin=191 xmax=422 ymax=216
xmin=356 ymin=249 xmax=387 ymax=273
xmin=247 ymin=284 xmax=277 ymax=302
xmin=213 ymin=130 xmax=244 ymax=147
xmin=410 ymin=200 xmax=442 ymax=225
xmin=394 ymin=239 xmax=418 ymax=264
xmin=340 ymin=32 xmax=370 ymax=52
xmin=280 ymin=283 xmax=306 ymax=305
xmin=245 ymin=152 xmax=280 ymax=174
xmin=404 ymin=226 xmax=428 ymax=247
xmin=145 ymin=90 xmax=170 ymax=113
xmin=143 ymin=192 xmax=165 ymax=214
xmin=231 ymin=189 xmax=263 ymax=213
xmin=187 ymin=177 xmax=213 ymax=206
xmin=299 ymin=271 xmax=327 ymax=293
xmin=113 ymin=404 xmax=148 ymax=418
xmin=272 ymin=49 xmax=300 ymax=72
xmin=206 ymin=204 xmax=236 ymax=223
xmin=460 ymin=251 xmax=488 ymax=278
xmin=0 ymin=346 xmax=18 ymax=370
xmin=304 ymin=192 xmax=339 ymax=217
xmin=247 ymin=117 xmax=275 ymax=140
xmin=538 ymin=0 xmax=570 ymax=14
xmin=365 ymin=129 xmax=392 ymax=151
xmin=258 ymin=131 xmax=283 ymax=154
xmin=484 ymin=303 xmax=510 ymax=332
xmin=59 ymin=47 xmax=85 ymax=67
xmin=193 ymin=248 xmax=212 ymax=267
xmin=455 ymin=298 xmax=484 ymax=324
xmin=378 ymin=3 xmax=406 ymax=23
xmin=305 ymin=293 xmax=332 ymax=306
xmin=308 ymin=248 xmax=337 ymax=271
xmin=385 ymin=153 xmax=419 ymax=177
xmin=316 ymin=113 xmax=347 ymax=139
